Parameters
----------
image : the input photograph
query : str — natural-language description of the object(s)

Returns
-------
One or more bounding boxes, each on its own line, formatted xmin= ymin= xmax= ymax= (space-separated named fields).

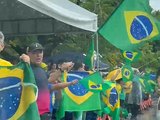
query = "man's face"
xmin=28 ymin=49 xmax=43 ymax=65
xmin=59 ymin=61 xmax=74 ymax=71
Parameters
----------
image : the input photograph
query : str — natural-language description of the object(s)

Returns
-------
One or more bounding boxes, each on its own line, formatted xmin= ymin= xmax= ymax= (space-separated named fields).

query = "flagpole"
xmin=96 ymin=32 xmax=99 ymax=71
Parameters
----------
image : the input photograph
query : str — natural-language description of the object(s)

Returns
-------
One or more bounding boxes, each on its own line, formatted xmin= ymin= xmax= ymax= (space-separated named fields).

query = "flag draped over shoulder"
xmin=84 ymin=39 xmax=94 ymax=70
xmin=57 ymin=71 xmax=101 ymax=120
xmin=0 ymin=62 xmax=40 ymax=120
xmin=98 ymin=0 xmax=160 ymax=51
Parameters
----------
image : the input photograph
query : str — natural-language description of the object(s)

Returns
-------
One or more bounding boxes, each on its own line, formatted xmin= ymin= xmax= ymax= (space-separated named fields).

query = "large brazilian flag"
xmin=56 ymin=71 xmax=101 ymax=120
xmin=98 ymin=0 xmax=160 ymax=51
xmin=0 ymin=62 xmax=40 ymax=120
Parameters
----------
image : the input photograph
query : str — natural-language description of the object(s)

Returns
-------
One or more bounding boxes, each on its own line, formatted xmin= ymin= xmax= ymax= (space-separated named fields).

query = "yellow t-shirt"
xmin=40 ymin=62 xmax=48 ymax=71
xmin=0 ymin=58 xmax=12 ymax=66
xmin=124 ymin=81 xmax=132 ymax=94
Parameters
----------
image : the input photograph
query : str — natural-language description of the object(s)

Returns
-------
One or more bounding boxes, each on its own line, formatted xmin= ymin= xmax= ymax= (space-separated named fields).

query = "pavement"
xmin=136 ymin=98 xmax=158 ymax=120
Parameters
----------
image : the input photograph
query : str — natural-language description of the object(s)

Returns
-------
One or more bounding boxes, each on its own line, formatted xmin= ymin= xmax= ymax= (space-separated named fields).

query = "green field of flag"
xmin=98 ymin=0 xmax=160 ymax=51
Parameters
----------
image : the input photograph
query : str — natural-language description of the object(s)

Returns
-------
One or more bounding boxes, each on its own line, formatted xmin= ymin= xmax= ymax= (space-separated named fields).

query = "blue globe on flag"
xmin=131 ymin=15 xmax=153 ymax=40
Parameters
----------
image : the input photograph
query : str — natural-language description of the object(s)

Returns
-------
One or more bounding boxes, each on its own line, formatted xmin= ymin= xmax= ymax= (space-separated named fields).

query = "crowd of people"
xmin=0 ymin=31 xmax=159 ymax=120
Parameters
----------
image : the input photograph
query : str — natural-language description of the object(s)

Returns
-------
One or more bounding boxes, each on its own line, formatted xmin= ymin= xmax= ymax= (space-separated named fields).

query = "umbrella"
xmin=105 ymin=68 xmax=122 ymax=81
xmin=45 ymin=52 xmax=109 ymax=70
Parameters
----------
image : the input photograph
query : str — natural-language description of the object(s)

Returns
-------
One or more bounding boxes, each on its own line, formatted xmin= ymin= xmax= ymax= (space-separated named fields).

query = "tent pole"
xmin=96 ymin=32 xmax=99 ymax=71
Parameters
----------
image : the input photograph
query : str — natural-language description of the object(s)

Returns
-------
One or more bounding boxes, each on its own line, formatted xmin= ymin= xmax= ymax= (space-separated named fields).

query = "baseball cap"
xmin=27 ymin=42 xmax=43 ymax=52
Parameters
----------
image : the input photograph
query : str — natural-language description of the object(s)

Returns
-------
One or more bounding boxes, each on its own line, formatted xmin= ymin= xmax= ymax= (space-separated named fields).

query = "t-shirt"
xmin=31 ymin=64 xmax=50 ymax=115
xmin=0 ymin=58 xmax=12 ymax=66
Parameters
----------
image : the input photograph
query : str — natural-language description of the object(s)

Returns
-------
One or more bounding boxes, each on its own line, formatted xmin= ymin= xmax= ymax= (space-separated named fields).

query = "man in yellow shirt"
xmin=0 ymin=31 xmax=30 ymax=66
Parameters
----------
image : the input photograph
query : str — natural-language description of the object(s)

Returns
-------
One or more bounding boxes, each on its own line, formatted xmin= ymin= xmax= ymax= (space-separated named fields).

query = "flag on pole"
xmin=98 ymin=0 xmax=160 ymax=51
xmin=0 ymin=62 xmax=40 ymax=120
xmin=122 ymin=64 xmax=133 ymax=82
xmin=84 ymin=39 xmax=94 ymax=70
xmin=122 ymin=51 xmax=141 ymax=63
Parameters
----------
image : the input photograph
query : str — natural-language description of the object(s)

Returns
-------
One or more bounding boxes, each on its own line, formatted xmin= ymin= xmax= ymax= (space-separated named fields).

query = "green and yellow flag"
xmin=56 ymin=71 xmax=101 ymax=120
xmin=79 ymin=72 xmax=103 ymax=92
xmin=0 ymin=62 xmax=40 ymax=120
xmin=84 ymin=39 xmax=94 ymax=70
xmin=122 ymin=51 xmax=141 ymax=63
xmin=98 ymin=0 xmax=160 ymax=51
xmin=102 ymin=81 xmax=120 ymax=120
xmin=122 ymin=64 xmax=133 ymax=82
xmin=143 ymin=73 xmax=157 ymax=93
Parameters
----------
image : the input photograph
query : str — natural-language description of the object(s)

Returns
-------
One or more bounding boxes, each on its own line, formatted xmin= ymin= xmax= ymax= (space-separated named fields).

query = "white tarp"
xmin=18 ymin=0 xmax=98 ymax=32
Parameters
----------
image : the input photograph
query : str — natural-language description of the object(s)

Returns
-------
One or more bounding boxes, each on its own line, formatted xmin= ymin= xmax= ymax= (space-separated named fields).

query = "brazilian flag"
xmin=122 ymin=51 xmax=141 ymax=63
xmin=79 ymin=72 xmax=103 ymax=92
xmin=0 ymin=62 xmax=40 ymax=120
xmin=98 ymin=0 xmax=160 ymax=51
xmin=135 ymin=75 xmax=154 ymax=93
xmin=102 ymin=81 xmax=120 ymax=120
xmin=122 ymin=64 xmax=133 ymax=82
xmin=143 ymin=73 xmax=157 ymax=93
xmin=56 ymin=71 xmax=101 ymax=120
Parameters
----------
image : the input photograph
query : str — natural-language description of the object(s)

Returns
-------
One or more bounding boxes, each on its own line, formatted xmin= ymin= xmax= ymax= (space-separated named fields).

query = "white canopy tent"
xmin=18 ymin=0 xmax=98 ymax=32
xmin=18 ymin=0 xmax=100 ymax=69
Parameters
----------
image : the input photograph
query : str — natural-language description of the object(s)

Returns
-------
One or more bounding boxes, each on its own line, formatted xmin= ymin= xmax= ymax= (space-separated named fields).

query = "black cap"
xmin=27 ymin=43 xmax=43 ymax=52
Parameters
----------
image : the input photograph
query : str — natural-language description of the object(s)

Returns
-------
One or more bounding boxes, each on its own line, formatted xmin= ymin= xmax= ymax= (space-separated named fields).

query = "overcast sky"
xmin=150 ymin=0 xmax=160 ymax=11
